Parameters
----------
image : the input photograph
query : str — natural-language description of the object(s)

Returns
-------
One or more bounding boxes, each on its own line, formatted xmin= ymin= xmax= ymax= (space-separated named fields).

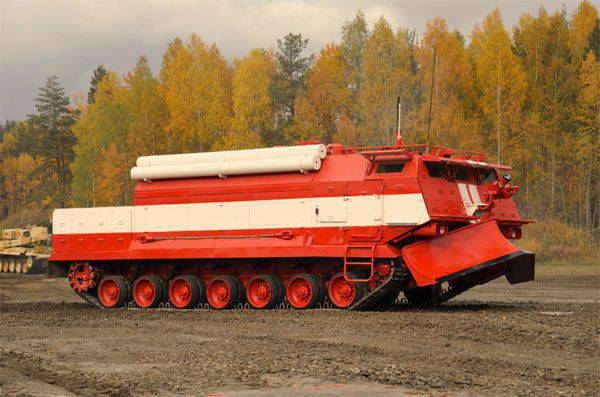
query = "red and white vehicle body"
xmin=49 ymin=143 xmax=535 ymax=310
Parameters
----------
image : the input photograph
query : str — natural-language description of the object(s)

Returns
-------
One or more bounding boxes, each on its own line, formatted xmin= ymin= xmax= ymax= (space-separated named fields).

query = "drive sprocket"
xmin=68 ymin=263 xmax=97 ymax=293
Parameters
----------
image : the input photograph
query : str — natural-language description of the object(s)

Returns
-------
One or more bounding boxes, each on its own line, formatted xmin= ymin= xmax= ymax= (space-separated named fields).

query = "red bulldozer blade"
xmin=402 ymin=220 xmax=535 ymax=287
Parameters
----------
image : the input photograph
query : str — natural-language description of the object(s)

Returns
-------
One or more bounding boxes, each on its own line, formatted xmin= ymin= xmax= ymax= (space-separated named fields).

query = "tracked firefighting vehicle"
xmin=1 ymin=226 xmax=50 ymax=274
xmin=49 ymin=134 xmax=535 ymax=310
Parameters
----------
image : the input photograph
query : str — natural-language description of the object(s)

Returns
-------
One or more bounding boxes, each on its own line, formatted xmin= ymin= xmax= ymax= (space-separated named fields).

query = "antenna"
xmin=395 ymin=96 xmax=402 ymax=147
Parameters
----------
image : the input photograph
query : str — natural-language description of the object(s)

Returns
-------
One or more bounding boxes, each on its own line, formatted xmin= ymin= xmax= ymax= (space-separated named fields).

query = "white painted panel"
xmin=346 ymin=195 xmax=382 ymax=226
xmin=53 ymin=207 xmax=132 ymax=234
xmin=54 ymin=194 xmax=430 ymax=235
xmin=189 ymin=201 xmax=249 ymax=230
xmin=250 ymin=198 xmax=311 ymax=229
xmin=383 ymin=194 xmax=430 ymax=225
xmin=133 ymin=204 xmax=188 ymax=232
xmin=457 ymin=183 xmax=478 ymax=216
xmin=468 ymin=184 xmax=484 ymax=205
xmin=95 ymin=207 xmax=132 ymax=233
xmin=316 ymin=197 xmax=347 ymax=223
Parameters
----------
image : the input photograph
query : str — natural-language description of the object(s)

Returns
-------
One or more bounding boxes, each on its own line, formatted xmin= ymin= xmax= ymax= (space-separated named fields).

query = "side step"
xmin=343 ymin=245 xmax=375 ymax=282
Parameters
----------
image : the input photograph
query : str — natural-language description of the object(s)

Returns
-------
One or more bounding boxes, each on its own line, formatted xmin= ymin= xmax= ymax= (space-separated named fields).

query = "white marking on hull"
xmin=53 ymin=194 xmax=430 ymax=235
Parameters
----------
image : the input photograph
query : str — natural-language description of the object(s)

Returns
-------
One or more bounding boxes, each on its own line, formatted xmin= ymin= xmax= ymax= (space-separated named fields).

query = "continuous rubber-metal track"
xmin=75 ymin=265 xmax=408 ymax=311
xmin=76 ymin=291 xmax=104 ymax=308
xmin=349 ymin=264 xmax=407 ymax=311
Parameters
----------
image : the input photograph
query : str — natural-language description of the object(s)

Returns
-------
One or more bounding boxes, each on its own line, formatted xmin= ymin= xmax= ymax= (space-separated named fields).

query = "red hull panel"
xmin=402 ymin=220 xmax=521 ymax=286
xmin=50 ymin=226 xmax=405 ymax=262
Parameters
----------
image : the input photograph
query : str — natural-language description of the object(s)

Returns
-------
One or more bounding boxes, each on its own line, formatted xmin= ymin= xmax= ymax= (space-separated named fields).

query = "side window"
xmin=455 ymin=166 xmax=471 ymax=182
xmin=479 ymin=169 xmax=497 ymax=184
xmin=375 ymin=162 xmax=406 ymax=174
xmin=425 ymin=162 xmax=446 ymax=179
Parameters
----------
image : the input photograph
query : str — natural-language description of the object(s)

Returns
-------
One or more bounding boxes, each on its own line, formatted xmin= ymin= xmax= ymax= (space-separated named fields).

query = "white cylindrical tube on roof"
xmin=131 ymin=156 xmax=321 ymax=180
xmin=136 ymin=144 xmax=326 ymax=167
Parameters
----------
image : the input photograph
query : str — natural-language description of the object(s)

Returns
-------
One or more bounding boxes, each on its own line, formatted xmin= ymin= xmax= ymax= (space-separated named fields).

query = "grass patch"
xmin=521 ymin=219 xmax=599 ymax=265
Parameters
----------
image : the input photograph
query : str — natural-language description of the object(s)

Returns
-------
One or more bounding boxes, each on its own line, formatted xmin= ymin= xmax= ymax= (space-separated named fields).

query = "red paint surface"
xmin=402 ymin=220 xmax=520 ymax=286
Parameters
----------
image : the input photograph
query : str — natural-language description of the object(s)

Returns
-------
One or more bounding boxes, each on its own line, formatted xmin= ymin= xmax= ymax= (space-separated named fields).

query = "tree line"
xmin=1 ymin=2 xmax=598 ymax=240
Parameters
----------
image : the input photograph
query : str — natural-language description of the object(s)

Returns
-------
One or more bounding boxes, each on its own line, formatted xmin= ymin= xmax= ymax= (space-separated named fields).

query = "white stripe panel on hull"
xmin=53 ymin=194 xmax=430 ymax=235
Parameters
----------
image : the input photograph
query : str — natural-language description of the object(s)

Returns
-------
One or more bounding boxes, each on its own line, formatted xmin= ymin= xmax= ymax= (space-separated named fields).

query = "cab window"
xmin=479 ymin=169 xmax=496 ymax=183
xmin=425 ymin=162 xmax=446 ymax=179
xmin=455 ymin=166 xmax=471 ymax=182
xmin=375 ymin=162 xmax=406 ymax=174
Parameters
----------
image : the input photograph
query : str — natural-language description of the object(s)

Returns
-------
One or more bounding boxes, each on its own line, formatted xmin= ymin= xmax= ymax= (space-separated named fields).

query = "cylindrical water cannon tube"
xmin=136 ymin=144 xmax=326 ymax=167
xmin=131 ymin=156 xmax=321 ymax=180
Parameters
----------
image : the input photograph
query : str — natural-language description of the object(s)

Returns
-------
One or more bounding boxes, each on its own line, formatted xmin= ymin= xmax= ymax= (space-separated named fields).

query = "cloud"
xmin=0 ymin=0 xmax=581 ymax=121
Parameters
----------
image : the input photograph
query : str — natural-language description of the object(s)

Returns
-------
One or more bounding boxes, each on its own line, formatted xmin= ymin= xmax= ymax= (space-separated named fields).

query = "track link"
xmin=76 ymin=291 xmax=103 ymax=308
xmin=349 ymin=263 xmax=407 ymax=311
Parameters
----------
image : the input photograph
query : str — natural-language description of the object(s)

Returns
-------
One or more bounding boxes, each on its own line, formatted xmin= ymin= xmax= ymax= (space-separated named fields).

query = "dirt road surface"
xmin=1 ymin=264 xmax=598 ymax=396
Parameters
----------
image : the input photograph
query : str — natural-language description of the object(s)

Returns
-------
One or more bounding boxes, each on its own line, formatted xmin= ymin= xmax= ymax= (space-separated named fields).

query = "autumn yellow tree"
xmin=415 ymin=18 xmax=479 ymax=149
xmin=340 ymin=10 xmax=369 ymax=123
xmin=289 ymin=43 xmax=352 ymax=143
xmin=513 ymin=7 xmax=589 ymax=219
xmin=470 ymin=9 xmax=527 ymax=164
xmin=0 ymin=154 xmax=41 ymax=217
xmin=94 ymin=143 xmax=128 ymax=207
xmin=125 ymin=56 xmax=170 ymax=159
xmin=574 ymin=51 xmax=599 ymax=231
xmin=359 ymin=17 xmax=414 ymax=145
xmin=71 ymin=72 xmax=130 ymax=206
xmin=570 ymin=1 xmax=598 ymax=61
xmin=160 ymin=35 xmax=233 ymax=152
xmin=215 ymin=49 xmax=276 ymax=150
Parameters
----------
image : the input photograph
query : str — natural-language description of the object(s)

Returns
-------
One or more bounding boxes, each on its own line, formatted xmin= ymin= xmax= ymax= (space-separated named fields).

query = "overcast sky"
xmin=0 ymin=0 xmax=585 ymax=121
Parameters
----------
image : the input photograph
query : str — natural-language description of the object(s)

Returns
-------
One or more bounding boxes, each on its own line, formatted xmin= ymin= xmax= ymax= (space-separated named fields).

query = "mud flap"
xmin=402 ymin=220 xmax=535 ymax=287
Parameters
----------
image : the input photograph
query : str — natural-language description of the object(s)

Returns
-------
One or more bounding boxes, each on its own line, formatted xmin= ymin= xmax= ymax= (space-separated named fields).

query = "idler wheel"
xmin=207 ymin=275 xmax=241 ymax=310
xmin=286 ymin=274 xmax=324 ymax=309
xmin=98 ymin=275 xmax=129 ymax=308
xmin=133 ymin=275 xmax=165 ymax=308
xmin=246 ymin=275 xmax=282 ymax=310
xmin=327 ymin=272 xmax=366 ymax=309
xmin=169 ymin=275 xmax=205 ymax=309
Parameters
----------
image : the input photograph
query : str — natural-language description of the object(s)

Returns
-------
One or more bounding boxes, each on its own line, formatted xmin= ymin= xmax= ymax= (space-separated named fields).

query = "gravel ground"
xmin=0 ymin=263 xmax=598 ymax=396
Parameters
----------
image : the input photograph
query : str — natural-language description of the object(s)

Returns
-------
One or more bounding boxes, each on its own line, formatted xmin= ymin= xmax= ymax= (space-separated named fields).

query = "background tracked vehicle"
xmin=1 ymin=226 xmax=50 ymax=274
xmin=48 ymin=132 xmax=536 ymax=311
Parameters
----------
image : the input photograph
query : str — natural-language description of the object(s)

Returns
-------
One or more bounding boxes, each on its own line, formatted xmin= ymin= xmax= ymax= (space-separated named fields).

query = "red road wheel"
xmin=97 ymin=275 xmax=129 ymax=308
xmin=133 ymin=275 xmax=165 ymax=308
xmin=246 ymin=275 xmax=282 ymax=309
xmin=327 ymin=272 xmax=366 ymax=309
xmin=286 ymin=274 xmax=324 ymax=309
xmin=169 ymin=275 xmax=204 ymax=309
xmin=207 ymin=275 xmax=240 ymax=310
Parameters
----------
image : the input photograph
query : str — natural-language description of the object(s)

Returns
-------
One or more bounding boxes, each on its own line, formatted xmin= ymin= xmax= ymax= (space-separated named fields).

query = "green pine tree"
xmin=27 ymin=75 xmax=77 ymax=208
xmin=87 ymin=65 xmax=108 ymax=104
xmin=272 ymin=33 xmax=314 ymax=142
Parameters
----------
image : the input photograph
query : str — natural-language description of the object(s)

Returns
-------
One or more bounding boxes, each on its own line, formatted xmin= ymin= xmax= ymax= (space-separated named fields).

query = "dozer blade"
xmin=402 ymin=220 xmax=534 ymax=287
